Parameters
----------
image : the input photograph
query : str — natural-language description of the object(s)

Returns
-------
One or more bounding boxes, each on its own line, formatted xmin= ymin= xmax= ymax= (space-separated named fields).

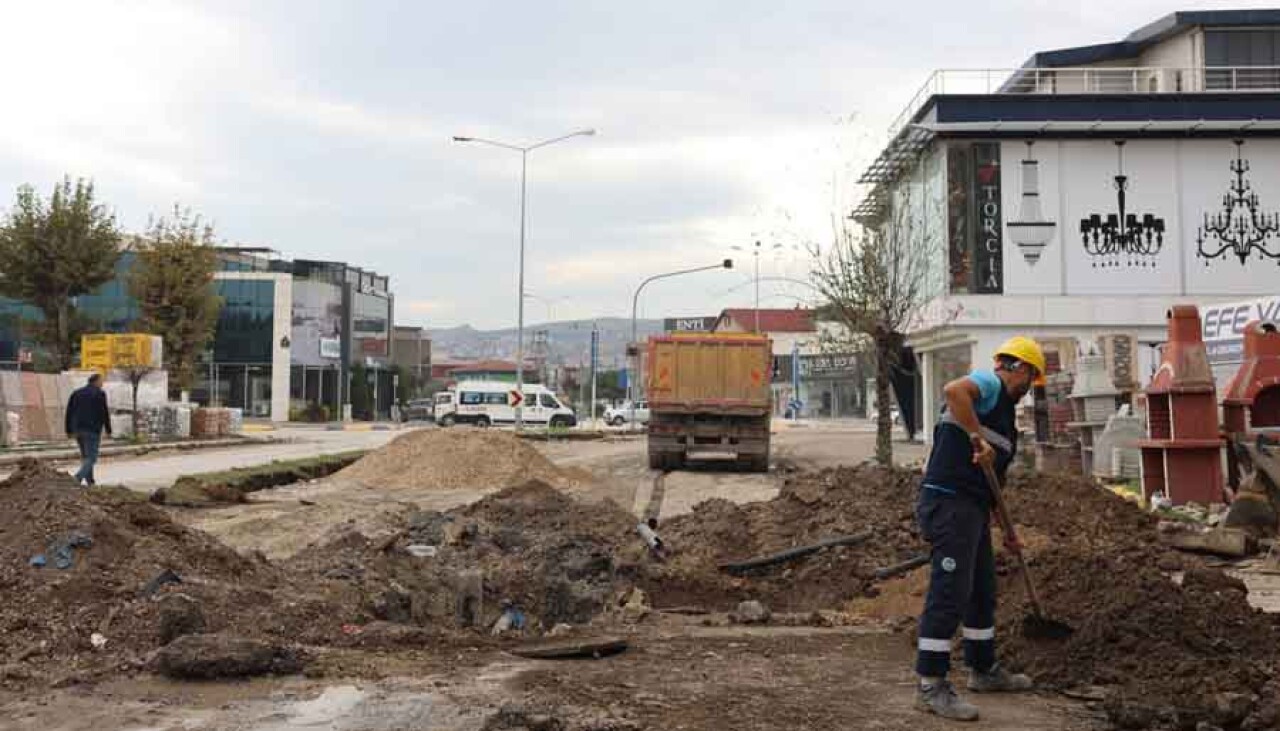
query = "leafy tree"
xmin=128 ymin=207 xmax=222 ymax=393
xmin=0 ymin=178 xmax=123 ymax=369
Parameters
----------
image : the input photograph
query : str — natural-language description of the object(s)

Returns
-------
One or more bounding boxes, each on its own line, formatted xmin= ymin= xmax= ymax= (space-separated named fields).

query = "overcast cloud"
xmin=0 ymin=0 xmax=1267 ymax=328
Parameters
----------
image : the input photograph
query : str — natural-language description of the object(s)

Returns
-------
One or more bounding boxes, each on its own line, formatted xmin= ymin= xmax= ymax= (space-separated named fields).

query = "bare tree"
xmin=119 ymin=364 xmax=157 ymax=440
xmin=811 ymin=186 xmax=940 ymax=466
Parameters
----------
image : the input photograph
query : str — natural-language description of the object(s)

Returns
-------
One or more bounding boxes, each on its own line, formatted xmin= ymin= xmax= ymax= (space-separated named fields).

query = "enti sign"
xmin=1201 ymin=296 xmax=1280 ymax=364
xmin=664 ymin=316 xmax=717 ymax=333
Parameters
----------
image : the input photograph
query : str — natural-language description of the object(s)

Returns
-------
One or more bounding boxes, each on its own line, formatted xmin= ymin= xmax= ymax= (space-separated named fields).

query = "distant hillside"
xmin=429 ymin=317 xmax=664 ymax=368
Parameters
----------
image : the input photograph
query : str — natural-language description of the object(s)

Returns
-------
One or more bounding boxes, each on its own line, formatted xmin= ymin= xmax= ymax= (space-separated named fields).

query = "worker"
xmin=914 ymin=336 xmax=1045 ymax=721
xmin=65 ymin=372 xmax=112 ymax=487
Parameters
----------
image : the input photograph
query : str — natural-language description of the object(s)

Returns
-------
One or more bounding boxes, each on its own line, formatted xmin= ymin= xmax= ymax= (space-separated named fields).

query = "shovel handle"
xmin=980 ymin=462 xmax=1046 ymax=618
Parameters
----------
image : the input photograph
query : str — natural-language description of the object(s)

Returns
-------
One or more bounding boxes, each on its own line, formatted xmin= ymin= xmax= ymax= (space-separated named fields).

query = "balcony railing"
xmin=887 ymin=66 xmax=1280 ymax=140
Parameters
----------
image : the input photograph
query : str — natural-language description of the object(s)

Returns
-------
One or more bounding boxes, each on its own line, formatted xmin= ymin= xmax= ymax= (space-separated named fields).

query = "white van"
xmin=434 ymin=381 xmax=577 ymax=428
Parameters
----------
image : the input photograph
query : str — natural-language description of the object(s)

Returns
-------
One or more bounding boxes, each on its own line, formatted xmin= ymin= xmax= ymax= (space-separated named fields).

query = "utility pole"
xmin=590 ymin=322 xmax=599 ymax=429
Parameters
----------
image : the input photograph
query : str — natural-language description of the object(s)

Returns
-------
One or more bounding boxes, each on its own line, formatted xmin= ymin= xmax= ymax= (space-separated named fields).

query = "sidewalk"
xmin=0 ymin=435 xmax=273 ymax=467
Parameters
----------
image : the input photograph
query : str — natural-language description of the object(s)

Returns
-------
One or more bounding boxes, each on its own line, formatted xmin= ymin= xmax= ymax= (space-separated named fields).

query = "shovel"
xmin=980 ymin=461 xmax=1074 ymax=640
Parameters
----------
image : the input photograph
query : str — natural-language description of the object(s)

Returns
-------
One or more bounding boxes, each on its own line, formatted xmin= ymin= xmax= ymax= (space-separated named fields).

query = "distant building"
xmin=391 ymin=326 xmax=431 ymax=395
xmin=442 ymin=359 xmax=536 ymax=384
xmin=0 ymin=248 xmax=395 ymax=422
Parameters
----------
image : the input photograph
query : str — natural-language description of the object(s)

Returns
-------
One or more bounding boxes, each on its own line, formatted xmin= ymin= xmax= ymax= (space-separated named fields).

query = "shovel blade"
xmin=1021 ymin=614 xmax=1074 ymax=641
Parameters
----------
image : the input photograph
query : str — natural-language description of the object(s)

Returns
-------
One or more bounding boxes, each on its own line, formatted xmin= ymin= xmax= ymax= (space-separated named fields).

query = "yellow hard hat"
xmin=995 ymin=336 xmax=1047 ymax=386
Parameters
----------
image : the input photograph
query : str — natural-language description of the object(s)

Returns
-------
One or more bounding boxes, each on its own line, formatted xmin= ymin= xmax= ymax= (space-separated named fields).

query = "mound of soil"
xmin=337 ymin=429 xmax=587 ymax=491
xmin=644 ymin=465 xmax=926 ymax=612
xmin=289 ymin=480 xmax=640 ymax=631
xmin=992 ymin=473 xmax=1280 ymax=729
xmin=0 ymin=461 xmax=358 ymax=685
xmin=1001 ymin=553 xmax=1280 ymax=729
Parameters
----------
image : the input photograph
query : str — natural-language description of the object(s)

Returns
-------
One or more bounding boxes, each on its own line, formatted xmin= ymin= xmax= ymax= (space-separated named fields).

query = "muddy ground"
xmin=1 ymin=424 xmax=1275 ymax=730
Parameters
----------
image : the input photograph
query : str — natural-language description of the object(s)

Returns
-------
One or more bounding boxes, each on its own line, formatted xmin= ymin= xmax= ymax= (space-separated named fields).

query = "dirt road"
xmin=1 ymin=623 xmax=1098 ymax=731
xmin=1 ymin=422 xmax=1099 ymax=731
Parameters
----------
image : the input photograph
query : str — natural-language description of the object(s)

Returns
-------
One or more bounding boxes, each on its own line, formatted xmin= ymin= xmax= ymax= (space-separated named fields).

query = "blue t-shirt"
xmin=968 ymin=369 xmax=1002 ymax=416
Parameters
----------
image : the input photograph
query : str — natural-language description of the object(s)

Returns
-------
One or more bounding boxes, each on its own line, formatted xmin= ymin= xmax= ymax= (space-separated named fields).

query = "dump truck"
xmin=645 ymin=333 xmax=772 ymax=472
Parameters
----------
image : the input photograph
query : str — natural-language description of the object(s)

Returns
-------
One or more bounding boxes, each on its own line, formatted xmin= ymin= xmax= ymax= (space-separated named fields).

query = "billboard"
xmin=1201 ymin=296 xmax=1280 ymax=365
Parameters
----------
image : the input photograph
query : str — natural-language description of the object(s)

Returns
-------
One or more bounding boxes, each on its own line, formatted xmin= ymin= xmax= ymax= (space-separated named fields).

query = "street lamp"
xmin=628 ymin=259 xmax=734 ymax=429
xmin=730 ymin=241 xmax=784 ymax=332
xmin=454 ymin=128 xmax=596 ymax=431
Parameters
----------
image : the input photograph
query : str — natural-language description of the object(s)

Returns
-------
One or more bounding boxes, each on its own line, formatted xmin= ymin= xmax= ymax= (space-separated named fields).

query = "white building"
xmin=852 ymin=9 xmax=1280 ymax=439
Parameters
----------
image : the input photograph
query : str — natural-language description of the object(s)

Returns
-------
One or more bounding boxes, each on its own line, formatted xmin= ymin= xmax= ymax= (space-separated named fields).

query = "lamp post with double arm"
xmin=453 ymin=129 xmax=596 ymax=430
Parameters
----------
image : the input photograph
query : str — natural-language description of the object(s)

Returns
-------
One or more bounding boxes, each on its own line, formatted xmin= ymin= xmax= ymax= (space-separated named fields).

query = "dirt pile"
xmin=647 ymin=464 xmax=1280 ymax=727
xmin=289 ymin=479 xmax=640 ymax=632
xmin=337 ymin=429 xmax=588 ymax=491
xmin=1002 ymin=551 xmax=1280 ymax=729
xmin=0 ymin=461 xmax=358 ymax=686
xmin=643 ymin=464 xmax=926 ymax=612
xmin=994 ymin=477 xmax=1280 ymax=730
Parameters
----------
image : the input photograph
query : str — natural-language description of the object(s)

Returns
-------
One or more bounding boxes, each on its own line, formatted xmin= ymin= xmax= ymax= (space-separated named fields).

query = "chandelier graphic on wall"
xmin=1079 ymin=141 xmax=1165 ymax=268
xmin=1196 ymin=139 xmax=1280 ymax=266
xmin=1006 ymin=141 xmax=1057 ymax=266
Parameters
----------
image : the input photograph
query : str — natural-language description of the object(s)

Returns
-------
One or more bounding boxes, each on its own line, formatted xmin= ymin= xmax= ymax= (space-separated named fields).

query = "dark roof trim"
xmin=931 ymin=92 xmax=1280 ymax=125
xmin=1026 ymin=9 xmax=1280 ymax=68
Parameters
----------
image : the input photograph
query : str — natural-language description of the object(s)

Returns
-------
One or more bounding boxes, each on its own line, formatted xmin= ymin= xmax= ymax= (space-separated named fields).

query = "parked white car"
xmin=605 ymin=400 xmax=650 ymax=426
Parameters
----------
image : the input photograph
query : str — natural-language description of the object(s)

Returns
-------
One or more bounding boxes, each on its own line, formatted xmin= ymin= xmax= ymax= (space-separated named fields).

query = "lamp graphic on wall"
xmin=1079 ymin=141 xmax=1165 ymax=268
xmin=1005 ymin=141 xmax=1056 ymax=266
xmin=1196 ymin=139 xmax=1280 ymax=266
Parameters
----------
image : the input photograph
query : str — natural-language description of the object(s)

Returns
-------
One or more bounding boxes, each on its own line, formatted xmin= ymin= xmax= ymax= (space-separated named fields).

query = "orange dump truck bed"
xmin=646 ymin=333 xmax=772 ymax=410
xmin=645 ymin=334 xmax=772 ymax=472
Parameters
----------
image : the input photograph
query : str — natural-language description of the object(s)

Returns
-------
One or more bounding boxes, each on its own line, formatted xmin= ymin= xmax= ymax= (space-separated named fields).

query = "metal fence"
xmin=888 ymin=66 xmax=1280 ymax=140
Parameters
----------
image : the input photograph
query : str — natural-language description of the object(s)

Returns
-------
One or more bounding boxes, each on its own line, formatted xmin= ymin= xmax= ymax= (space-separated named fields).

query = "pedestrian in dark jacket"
xmin=65 ymin=373 xmax=112 ymax=486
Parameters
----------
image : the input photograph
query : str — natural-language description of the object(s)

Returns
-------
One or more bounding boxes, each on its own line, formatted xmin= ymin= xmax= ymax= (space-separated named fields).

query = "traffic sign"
xmin=508 ymin=390 xmax=524 ymax=407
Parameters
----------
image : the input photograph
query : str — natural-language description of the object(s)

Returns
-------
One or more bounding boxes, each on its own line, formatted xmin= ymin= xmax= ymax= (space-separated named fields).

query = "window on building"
xmin=1205 ymin=29 xmax=1280 ymax=89
xmin=213 ymin=279 xmax=275 ymax=363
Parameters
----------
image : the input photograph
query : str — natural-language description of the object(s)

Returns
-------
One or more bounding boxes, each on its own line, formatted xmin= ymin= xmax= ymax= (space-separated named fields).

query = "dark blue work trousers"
xmin=915 ymin=487 xmax=997 ymax=678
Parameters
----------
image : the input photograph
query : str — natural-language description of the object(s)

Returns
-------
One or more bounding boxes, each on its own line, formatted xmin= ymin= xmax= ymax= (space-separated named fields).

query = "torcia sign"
xmin=1200 ymin=296 xmax=1280 ymax=364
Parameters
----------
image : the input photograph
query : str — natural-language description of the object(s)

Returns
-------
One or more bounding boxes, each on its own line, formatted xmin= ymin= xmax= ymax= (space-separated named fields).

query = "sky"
xmin=0 ymin=0 xmax=1271 ymax=329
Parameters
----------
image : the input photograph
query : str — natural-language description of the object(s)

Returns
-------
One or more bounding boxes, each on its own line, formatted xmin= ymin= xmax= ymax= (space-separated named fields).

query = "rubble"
xmin=729 ymin=600 xmax=771 ymax=624
xmin=149 ymin=634 xmax=304 ymax=679
xmin=0 ymin=461 xmax=360 ymax=684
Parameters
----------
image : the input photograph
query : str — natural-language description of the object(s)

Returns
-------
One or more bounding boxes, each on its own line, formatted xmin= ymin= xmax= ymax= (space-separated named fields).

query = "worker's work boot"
xmin=968 ymin=664 xmax=1033 ymax=693
xmin=916 ymin=679 xmax=979 ymax=721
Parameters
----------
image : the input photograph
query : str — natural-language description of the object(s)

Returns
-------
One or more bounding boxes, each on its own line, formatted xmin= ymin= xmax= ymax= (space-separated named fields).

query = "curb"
xmin=0 ymin=436 xmax=274 ymax=467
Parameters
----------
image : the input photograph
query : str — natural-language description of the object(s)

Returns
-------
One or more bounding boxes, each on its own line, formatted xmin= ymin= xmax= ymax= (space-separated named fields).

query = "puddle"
xmin=106 ymin=681 xmax=485 ymax=731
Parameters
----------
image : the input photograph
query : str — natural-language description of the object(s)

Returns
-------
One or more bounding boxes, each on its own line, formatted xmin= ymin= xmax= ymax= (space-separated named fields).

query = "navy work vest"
xmin=921 ymin=382 xmax=1018 ymax=507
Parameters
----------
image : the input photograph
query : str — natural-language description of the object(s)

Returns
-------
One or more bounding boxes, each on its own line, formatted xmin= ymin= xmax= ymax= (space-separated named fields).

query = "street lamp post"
xmin=730 ymin=241 xmax=783 ymax=332
xmin=454 ymin=129 xmax=596 ymax=430
xmin=628 ymin=259 xmax=734 ymax=429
